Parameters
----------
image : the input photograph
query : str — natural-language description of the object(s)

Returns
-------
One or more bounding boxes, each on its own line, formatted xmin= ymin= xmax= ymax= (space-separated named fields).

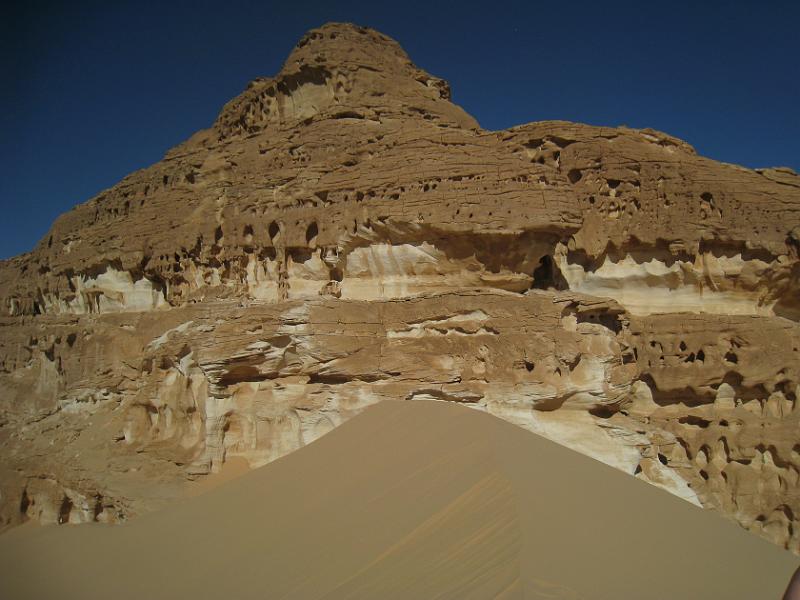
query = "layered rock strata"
xmin=1 ymin=23 xmax=799 ymax=553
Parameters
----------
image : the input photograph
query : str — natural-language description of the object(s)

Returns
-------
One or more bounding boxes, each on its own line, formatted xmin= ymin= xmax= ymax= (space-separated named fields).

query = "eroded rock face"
xmin=1 ymin=22 xmax=799 ymax=552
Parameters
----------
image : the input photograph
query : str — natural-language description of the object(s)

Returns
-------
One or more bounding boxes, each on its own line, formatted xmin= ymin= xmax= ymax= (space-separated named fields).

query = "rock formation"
xmin=1 ymin=23 xmax=798 ymax=553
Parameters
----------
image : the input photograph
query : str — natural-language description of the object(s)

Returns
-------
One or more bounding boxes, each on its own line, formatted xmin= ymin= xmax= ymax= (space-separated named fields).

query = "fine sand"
xmin=0 ymin=400 xmax=796 ymax=599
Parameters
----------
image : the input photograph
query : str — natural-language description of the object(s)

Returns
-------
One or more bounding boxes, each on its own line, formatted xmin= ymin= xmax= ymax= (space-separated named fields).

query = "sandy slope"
xmin=0 ymin=400 xmax=796 ymax=599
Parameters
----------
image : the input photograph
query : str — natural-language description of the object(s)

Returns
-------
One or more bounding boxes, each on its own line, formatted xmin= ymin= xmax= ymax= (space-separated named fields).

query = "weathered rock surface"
xmin=1 ymin=22 xmax=799 ymax=553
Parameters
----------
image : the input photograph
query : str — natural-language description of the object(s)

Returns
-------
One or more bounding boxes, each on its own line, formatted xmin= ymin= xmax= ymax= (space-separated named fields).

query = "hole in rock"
xmin=577 ymin=310 xmax=622 ymax=334
xmin=531 ymin=255 xmax=556 ymax=289
xmin=306 ymin=222 xmax=319 ymax=245
xmin=268 ymin=221 xmax=281 ymax=243
xmin=58 ymin=496 xmax=73 ymax=524
xmin=589 ymin=405 xmax=616 ymax=418
xmin=290 ymin=248 xmax=312 ymax=263
xmin=258 ymin=247 xmax=275 ymax=261
xmin=19 ymin=489 xmax=30 ymax=516
xmin=567 ymin=169 xmax=582 ymax=184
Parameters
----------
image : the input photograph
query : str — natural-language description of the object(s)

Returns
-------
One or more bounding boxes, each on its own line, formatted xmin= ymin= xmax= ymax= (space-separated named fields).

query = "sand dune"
xmin=0 ymin=400 xmax=796 ymax=599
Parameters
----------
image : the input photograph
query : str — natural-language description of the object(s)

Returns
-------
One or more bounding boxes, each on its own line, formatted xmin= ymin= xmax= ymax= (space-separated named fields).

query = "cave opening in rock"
xmin=268 ymin=221 xmax=281 ymax=244
xmin=531 ymin=255 xmax=562 ymax=290
xmin=58 ymin=495 xmax=73 ymax=524
xmin=306 ymin=221 xmax=319 ymax=245
xmin=19 ymin=489 xmax=30 ymax=516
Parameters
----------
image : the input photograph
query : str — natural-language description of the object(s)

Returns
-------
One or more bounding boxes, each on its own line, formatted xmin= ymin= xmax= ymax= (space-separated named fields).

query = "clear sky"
xmin=1 ymin=0 xmax=798 ymax=259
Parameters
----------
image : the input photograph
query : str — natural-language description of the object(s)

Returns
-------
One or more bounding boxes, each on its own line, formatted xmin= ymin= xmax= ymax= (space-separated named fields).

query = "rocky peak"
xmin=288 ymin=23 xmax=417 ymax=75
xmin=195 ymin=22 xmax=477 ymax=148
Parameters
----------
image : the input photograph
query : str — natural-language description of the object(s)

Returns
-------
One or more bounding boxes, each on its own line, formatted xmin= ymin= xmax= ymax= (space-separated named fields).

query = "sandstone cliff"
xmin=1 ymin=22 xmax=799 ymax=553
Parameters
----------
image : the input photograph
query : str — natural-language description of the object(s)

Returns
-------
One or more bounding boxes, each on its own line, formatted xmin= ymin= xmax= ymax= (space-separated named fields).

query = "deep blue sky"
xmin=2 ymin=0 xmax=798 ymax=259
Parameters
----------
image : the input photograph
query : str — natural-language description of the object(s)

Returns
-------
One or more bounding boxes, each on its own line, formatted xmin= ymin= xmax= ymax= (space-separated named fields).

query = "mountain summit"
xmin=199 ymin=22 xmax=478 ymax=145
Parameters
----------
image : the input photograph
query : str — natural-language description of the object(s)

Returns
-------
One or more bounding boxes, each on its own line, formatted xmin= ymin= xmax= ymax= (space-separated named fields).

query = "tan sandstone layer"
xmin=0 ymin=400 xmax=796 ymax=600
xmin=0 ymin=22 xmax=799 ymax=556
